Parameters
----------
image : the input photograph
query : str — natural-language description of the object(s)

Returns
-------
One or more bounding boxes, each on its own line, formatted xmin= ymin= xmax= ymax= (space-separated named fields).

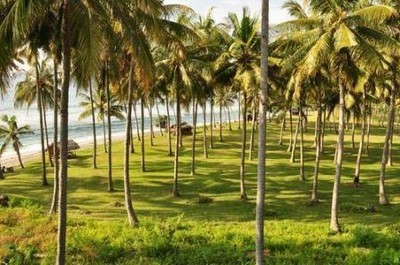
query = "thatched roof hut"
xmin=47 ymin=140 xmax=80 ymax=159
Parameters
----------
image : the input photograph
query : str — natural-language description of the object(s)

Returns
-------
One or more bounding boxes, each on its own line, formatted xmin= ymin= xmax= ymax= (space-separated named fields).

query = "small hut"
xmin=170 ymin=122 xmax=193 ymax=136
xmin=47 ymin=140 xmax=81 ymax=159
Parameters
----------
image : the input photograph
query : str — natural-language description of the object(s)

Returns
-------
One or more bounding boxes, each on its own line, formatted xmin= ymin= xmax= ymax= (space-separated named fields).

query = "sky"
xmin=164 ymin=0 xmax=291 ymax=25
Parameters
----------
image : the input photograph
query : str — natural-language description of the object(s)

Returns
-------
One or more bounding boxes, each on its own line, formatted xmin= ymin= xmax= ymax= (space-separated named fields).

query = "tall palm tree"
xmin=276 ymin=0 xmax=398 ymax=231
xmin=256 ymin=1 xmax=269 ymax=264
xmin=0 ymin=115 xmax=33 ymax=169
xmin=216 ymin=7 xmax=261 ymax=200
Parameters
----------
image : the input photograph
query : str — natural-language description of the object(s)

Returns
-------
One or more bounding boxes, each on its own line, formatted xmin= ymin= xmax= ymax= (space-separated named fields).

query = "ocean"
xmin=0 ymin=77 xmax=239 ymax=166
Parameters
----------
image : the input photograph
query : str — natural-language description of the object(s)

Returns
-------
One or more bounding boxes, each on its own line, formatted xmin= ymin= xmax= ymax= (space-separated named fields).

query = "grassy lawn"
xmin=1 ymin=115 xmax=400 ymax=264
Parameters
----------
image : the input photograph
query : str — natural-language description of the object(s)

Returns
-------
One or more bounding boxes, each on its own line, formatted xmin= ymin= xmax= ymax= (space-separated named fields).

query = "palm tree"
xmin=276 ymin=0 xmax=398 ymax=231
xmin=217 ymin=7 xmax=261 ymax=200
xmin=256 ymin=1 xmax=269 ymax=263
xmin=15 ymin=57 xmax=57 ymax=169
xmin=0 ymin=115 xmax=33 ymax=168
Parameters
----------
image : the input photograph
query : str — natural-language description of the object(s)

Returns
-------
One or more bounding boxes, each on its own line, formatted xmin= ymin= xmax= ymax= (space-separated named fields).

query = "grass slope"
xmin=1 ymin=117 xmax=400 ymax=264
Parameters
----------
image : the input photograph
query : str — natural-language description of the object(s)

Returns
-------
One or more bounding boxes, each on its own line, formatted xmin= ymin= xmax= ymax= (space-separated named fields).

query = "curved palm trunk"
xmin=249 ymin=107 xmax=256 ymax=161
xmin=36 ymin=58 xmax=48 ymax=186
xmin=156 ymin=100 xmax=164 ymax=136
xmin=89 ymin=79 xmax=97 ymax=169
xmin=57 ymin=1 xmax=72 ymax=262
xmin=354 ymin=90 xmax=366 ymax=185
xmin=203 ymin=102 xmax=208 ymax=158
xmin=330 ymin=81 xmax=345 ymax=233
xmin=240 ymin=92 xmax=248 ymax=201
xmin=105 ymin=61 xmax=113 ymax=192
xmin=124 ymin=57 xmax=139 ymax=227
xmin=290 ymin=115 xmax=300 ymax=163
xmin=299 ymin=101 xmax=305 ymax=181
xmin=227 ymin=106 xmax=232 ymax=131
xmin=166 ymin=95 xmax=172 ymax=156
xmin=130 ymin=116 xmax=135 ymax=154
xmin=140 ymin=97 xmax=146 ymax=172
xmin=14 ymin=144 xmax=24 ymax=168
xmin=133 ymin=102 xmax=140 ymax=141
xmin=287 ymin=110 xmax=293 ymax=152
xmin=256 ymin=3 xmax=268 ymax=262
xmin=49 ymin=59 xmax=59 ymax=214
xmin=311 ymin=103 xmax=322 ymax=203
xmin=191 ymin=99 xmax=198 ymax=176
xmin=172 ymin=93 xmax=181 ymax=197
xmin=379 ymin=68 xmax=397 ymax=205
xmin=219 ymin=103 xmax=223 ymax=142
xmin=148 ymin=105 xmax=154 ymax=146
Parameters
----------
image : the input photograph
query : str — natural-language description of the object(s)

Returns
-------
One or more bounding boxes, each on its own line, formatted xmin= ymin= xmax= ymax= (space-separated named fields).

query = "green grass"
xmin=1 ymin=115 xmax=400 ymax=264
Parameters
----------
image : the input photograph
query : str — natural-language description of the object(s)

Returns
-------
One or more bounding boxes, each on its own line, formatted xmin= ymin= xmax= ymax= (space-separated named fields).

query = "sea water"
xmin=0 ymin=78 xmax=239 ymax=166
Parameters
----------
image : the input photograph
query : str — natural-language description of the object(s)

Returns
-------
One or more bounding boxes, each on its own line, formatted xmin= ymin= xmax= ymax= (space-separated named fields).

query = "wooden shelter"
xmin=47 ymin=140 xmax=81 ymax=159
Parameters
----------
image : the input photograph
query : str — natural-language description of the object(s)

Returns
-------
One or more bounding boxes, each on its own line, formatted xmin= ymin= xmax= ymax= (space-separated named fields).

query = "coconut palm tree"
xmin=0 ymin=115 xmax=33 ymax=169
xmin=276 ymin=0 xmax=398 ymax=231
xmin=256 ymin=1 xmax=269 ymax=263
xmin=216 ymin=7 xmax=261 ymax=200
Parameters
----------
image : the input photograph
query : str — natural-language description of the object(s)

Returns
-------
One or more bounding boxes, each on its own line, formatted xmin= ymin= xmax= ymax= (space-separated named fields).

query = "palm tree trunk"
xmin=172 ymin=93 xmax=181 ymax=197
xmin=133 ymin=102 xmax=140 ymax=141
xmin=156 ymin=100 xmax=164 ymax=136
xmin=387 ymin=128 xmax=393 ymax=166
xmin=279 ymin=113 xmax=285 ymax=145
xmin=178 ymin=101 xmax=183 ymax=148
xmin=0 ymin=162 xmax=4 ymax=179
xmin=124 ymin=57 xmax=139 ymax=227
xmin=57 ymin=1 xmax=72 ymax=262
xmin=330 ymin=81 xmax=345 ymax=233
xmin=203 ymin=102 xmax=208 ymax=158
xmin=105 ymin=61 xmax=113 ymax=192
xmin=43 ymin=104 xmax=54 ymax=167
xmin=219 ymin=103 xmax=223 ymax=142
xmin=354 ymin=90 xmax=366 ymax=185
xmin=148 ymin=104 xmax=154 ymax=146
xmin=36 ymin=58 xmax=48 ymax=186
xmin=287 ymin=110 xmax=293 ymax=152
xmin=49 ymin=59 xmax=59 ymax=214
xmin=141 ymin=97 xmax=145 ymax=172
xmin=351 ymin=110 xmax=356 ymax=149
xmin=191 ymin=99 xmax=198 ymax=176
xmin=379 ymin=67 xmax=397 ymax=205
xmin=365 ymin=111 xmax=371 ymax=155
xmin=210 ymin=97 xmax=214 ymax=149
xmin=240 ymin=92 xmax=248 ymax=201
xmin=102 ymin=114 xmax=107 ymax=153
xmin=238 ymin=93 xmax=241 ymax=130
xmin=299 ymin=100 xmax=305 ymax=181
xmin=166 ymin=95 xmax=173 ymax=156
xmin=311 ymin=100 xmax=322 ymax=203
xmin=256 ymin=3 xmax=268 ymax=262
xmin=227 ymin=106 xmax=232 ymax=131
xmin=14 ymin=145 xmax=24 ymax=168
xmin=130 ymin=114 xmax=135 ymax=154
xmin=89 ymin=79 xmax=97 ymax=169
xmin=321 ymin=108 xmax=326 ymax=154
xmin=249 ymin=107 xmax=256 ymax=161
xmin=290 ymin=115 xmax=300 ymax=163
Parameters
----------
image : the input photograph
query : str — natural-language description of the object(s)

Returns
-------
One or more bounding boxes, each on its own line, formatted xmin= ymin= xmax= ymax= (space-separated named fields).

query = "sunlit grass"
xmin=1 ymin=114 xmax=400 ymax=264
